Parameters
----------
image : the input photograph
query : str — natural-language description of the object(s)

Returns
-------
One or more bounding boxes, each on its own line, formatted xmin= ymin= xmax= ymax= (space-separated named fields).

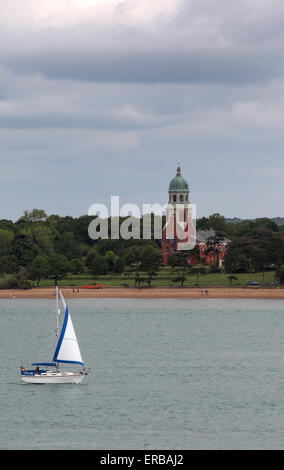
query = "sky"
xmin=1 ymin=0 xmax=284 ymax=221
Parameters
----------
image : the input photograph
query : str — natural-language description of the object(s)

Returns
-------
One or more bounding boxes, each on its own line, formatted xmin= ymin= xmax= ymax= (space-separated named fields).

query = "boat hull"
xmin=21 ymin=372 xmax=87 ymax=384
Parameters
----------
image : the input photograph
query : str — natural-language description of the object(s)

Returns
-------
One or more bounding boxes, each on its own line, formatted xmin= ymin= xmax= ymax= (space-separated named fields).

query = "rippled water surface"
xmin=1 ymin=298 xmax=284 ymax=449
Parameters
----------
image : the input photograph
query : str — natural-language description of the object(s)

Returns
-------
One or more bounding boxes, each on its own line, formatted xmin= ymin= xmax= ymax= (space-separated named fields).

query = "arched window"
xmin=173 ymin=194 xmax=177 ymax=202
xmin=186 ymin=195 xmax=188 ymax=202
xmin=179 ymin=194 xmax=184 ymax=202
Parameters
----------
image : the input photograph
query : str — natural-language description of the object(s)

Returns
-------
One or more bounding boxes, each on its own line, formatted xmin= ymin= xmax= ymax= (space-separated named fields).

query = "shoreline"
xmin=0 ymin=286 xmax=284 ymax=299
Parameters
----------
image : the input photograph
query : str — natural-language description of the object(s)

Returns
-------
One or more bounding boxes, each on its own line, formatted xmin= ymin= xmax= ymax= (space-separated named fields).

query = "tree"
xmin=113 ymin=256 xmax=124 ymax=274
xmin=170 ymin=251 xmax=191 ymax=287
xmin=54 ymin=231 xmax=80 ymax=260
xmin=70 ymin=258 xmax=84 ymax=274
xmin=88 ymin=253 xmax=108 ymax=277
xmin=123 ymin=245 xmax=143 ymax=268
xmin=140 ymin=246 xmax=162 ymax=287
xmin=0 ymin=228 xmax=14 ymax=247
xmin=123 ymin=245 xmax=144 ymax=285
xmin=245 ymin=229 xmax=280 ymax=286
xmin=104 ymin=250 xmax=116 ymax=271
xmin=73 ymin=215 xmax=95 ymax=245
xmin=0 ymin=228 xmax=15 ymax=280
xmin=205 ymin=232 xmax=225 ymax=268
xmin=227 ymin=274 xmax=238 ymax=286
xmin=250 ymin=246 xmax=270 ymax=286
xmin=208 ymin=213 xmax=227 ymax=233
xmin=12 ymin=233 xmax=37 ymax=267
xmin=196 ymin=217 xmax=210 ymax=230
xmin=224 ymin=240 xmax=255 ymax=273
xmin=224 ymin=228 xmax=284 ymax=286
xmin=19 ymin=209 xmax=47 ymax=223
xmin=48 ymin=254 xmax=70 ymax=286
xmin=189 ymin=265 xmax=206 ymax=286
xmin=30 ymin=224 xmax=55 ymax=255
xmin=95 ymin=239 xmax=121 ymax=256
xmin=29 ymin=254 xmax=50 ymax=287
xmin=0 ymin=255 xmax=18 ymax=282
xmin=255 ymin=218 xmax=279 ymax=232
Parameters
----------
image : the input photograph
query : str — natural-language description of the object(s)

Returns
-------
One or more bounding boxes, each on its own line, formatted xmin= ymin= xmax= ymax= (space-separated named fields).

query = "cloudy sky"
xmin=1 ymin=0 xmax=284 ymax=221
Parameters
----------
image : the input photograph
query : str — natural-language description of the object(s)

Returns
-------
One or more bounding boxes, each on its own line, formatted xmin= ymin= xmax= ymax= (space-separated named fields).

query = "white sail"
xmin=53 ymin=291 xmax=84 ymax=365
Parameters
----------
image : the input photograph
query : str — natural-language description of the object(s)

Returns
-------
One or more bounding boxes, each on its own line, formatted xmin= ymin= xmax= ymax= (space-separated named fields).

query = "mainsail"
xmin=53 ymin=291 xmax=84 ymax=366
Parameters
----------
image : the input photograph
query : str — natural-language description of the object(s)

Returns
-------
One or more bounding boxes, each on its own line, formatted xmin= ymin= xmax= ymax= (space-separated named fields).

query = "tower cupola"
xmin=168 ymin=165 xmax=189 ymax=204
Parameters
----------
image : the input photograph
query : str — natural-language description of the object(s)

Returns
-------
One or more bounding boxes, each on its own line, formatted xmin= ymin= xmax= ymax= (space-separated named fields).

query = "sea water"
xmin=0 ymin=297 xmax=284 ymax=450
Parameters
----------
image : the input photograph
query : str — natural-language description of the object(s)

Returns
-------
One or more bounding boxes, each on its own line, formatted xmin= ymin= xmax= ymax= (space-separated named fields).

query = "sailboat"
xmin=20 ymin=287 xmax=88 ymax=384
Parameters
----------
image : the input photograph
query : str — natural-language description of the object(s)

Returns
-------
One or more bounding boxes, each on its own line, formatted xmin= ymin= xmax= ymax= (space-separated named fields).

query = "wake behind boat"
xmin=21 ymin=287 xmax=88 ymax=384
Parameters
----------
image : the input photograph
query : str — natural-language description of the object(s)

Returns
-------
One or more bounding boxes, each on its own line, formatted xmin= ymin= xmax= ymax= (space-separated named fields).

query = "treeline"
xmin=0 ymin=209 xmax=284 ymax=288
xmin=196 ymin=213 xmax=283 ymax=237
xmin=224 ymin=228 xmax=284 ymax=285
xmin=197 ymin=213 xmax=284 ymax=284
xmin=0 ymin=209 xmax=163 ymax=288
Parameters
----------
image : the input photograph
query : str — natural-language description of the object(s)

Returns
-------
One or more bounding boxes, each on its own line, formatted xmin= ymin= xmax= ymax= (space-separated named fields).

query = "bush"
xmin=4 ymin=268 xmax=32 ymax=289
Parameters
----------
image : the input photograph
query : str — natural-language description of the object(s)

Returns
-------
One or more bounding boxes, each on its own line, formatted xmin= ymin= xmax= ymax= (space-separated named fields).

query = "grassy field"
xmin=38 ymin=268 xmax=276 ymax=288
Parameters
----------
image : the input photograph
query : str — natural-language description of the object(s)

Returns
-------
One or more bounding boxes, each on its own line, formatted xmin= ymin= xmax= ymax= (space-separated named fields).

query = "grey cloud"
xmin=0 ymin=0 xmax=284 ymax=220
xmin=4 ymin=47 xmax=279 ymax=85
xmin=1 ymin=0 xmax=284 ymax=86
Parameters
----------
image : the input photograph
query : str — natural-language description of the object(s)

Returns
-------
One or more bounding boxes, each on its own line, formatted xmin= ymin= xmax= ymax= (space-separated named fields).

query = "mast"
xmin=53 ymin=290 xmax=84 ymax=366
xmin=55 ymin=286 xmax=61 ymax=370
xmin=56 ymin=286 xmax=60 ymax=338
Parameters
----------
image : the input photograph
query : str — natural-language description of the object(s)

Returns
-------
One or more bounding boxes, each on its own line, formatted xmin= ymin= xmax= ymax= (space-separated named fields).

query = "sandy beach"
xmin=0 ymin=286 xmax=284 ymax=299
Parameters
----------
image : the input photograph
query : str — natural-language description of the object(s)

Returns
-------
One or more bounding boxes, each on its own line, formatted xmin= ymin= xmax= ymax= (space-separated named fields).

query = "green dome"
xmin=169 ymin=166 xmax=189 ymax=192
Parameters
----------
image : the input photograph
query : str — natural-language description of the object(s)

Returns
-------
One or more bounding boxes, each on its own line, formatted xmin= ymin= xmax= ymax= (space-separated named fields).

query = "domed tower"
xmin=162 ymin=165 xmax=191 ymax=265
xmin=168 ymin=165 xmax=189 ymax=205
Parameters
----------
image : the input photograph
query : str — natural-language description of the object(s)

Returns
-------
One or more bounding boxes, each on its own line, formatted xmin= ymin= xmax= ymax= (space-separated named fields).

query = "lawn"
xmin=37 ymin=269 xmax=276 ymax=288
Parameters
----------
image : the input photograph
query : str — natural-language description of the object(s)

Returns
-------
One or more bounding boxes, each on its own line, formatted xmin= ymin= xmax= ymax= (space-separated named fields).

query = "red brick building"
xmin=162 ymin=166 xmax=229 ymax=266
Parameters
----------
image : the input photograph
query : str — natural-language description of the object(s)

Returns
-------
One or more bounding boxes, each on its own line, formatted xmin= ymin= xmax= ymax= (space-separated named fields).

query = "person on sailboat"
xmin=35 ymin=367 xmax=40 ymax=375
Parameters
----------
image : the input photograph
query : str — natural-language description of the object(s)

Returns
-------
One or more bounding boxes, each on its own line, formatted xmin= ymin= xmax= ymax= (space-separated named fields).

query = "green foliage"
xmin=4 ymin=268 xmax=32 ymax=290
xmin=208 ymin=213 xmax=227 ymax=232
xmin=169 ymin=251 xmax=191 ymax=287
xmin=113 ymin=256 xmax=124 ymax=274
xmin=137 ymin=246 xmax=162 ymax=287
xmin=169 ymin=248 xmax=206 ymax=287
xmin=0 ymin=208 xmax=283 ymax=287
xmin=12 ymin=233 xmax=37 ymax=267
xmin=104 ymin=250 xmax=116 ymax=271
xmin=197 ymin=214 xmax=281 ymax=239
xmin=0 ymin=228 xmax=14 ymax=246
xmin=224 ymin=228 xmax=284 ymax=287
xmin=54 ymin=231 xmax=80 ymax=260
xmin=28 ymin=254 xmax=49 ymax=286
xmin=48 ymin=253 xmax=70 ymax=286
xmin=19 ymin=209 xmax=47 ymax=223
xmin=69 ymin=258 xmax=84 ymax=274
xmin=87 ymin=250 xmax=108 ymax=278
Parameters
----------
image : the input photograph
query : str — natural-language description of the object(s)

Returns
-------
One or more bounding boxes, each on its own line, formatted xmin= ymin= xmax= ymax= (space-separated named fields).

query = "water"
xmin=1 ymin=297 xmax=284 ymax=450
